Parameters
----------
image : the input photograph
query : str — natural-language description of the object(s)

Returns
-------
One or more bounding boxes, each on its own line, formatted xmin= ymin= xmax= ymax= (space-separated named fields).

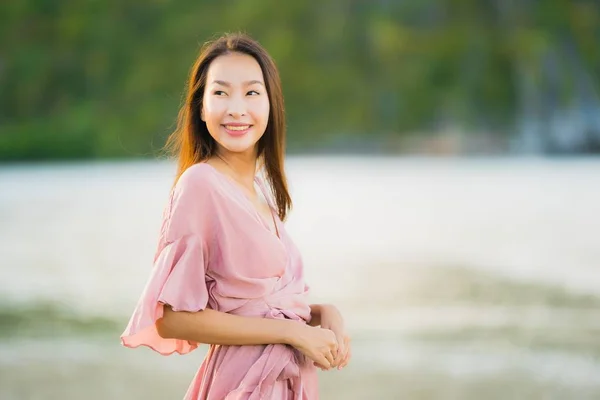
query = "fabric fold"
xmin=121 ymin=234 xmax=210 ymax=355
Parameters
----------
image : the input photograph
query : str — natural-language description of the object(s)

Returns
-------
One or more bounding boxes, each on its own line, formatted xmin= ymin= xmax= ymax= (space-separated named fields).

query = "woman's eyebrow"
xmin=245 ymin=80 xmax=264 ymax=86
xmin=211 ymin=80 xmax=264 ymax=87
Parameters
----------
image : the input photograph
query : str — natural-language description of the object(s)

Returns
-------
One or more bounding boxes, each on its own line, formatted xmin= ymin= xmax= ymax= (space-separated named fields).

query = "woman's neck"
xmin=210 ymin=149 xmax=258 ymax=192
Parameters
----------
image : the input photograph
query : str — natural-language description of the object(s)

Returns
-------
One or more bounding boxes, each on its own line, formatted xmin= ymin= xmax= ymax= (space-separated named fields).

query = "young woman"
xmin=120 ymin=33 xmax=351 ymax=399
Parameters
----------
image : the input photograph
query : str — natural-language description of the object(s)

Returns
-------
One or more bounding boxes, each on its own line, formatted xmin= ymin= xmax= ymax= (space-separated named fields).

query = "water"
xmin=1 ymin=156 xmax=599 ymax=399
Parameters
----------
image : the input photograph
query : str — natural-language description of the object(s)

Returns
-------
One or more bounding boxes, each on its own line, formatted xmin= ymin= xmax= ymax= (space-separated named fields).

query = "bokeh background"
xmin=1 ymin=1 xmax=600 ymax=399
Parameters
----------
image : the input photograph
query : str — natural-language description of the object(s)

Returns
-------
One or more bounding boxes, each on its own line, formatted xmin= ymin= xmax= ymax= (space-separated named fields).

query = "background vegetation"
xmin=1 ymin=0 xmax=599 ymax=161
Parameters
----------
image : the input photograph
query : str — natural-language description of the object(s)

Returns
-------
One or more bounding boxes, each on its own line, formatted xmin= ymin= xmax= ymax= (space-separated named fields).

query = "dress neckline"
xmin=201 ymin=162 xmax=281 ymax=240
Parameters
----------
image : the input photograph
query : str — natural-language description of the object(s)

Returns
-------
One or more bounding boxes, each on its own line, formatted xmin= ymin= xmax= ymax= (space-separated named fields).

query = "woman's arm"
xmin=308 ymin=303 xmax=333 ymax=327
xmin=308 ymin=303 xmax=352 ymax=369
xmin=156 ymin=306 xmax=296 ymax=346
xmin=156 ymin=305 xmax=340 ymax=368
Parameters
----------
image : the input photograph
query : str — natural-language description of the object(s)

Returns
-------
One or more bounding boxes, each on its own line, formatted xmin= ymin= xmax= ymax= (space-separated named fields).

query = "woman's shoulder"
xmin=163 ymin=163 xmax=222 ymax=239
xmin=175 ymin=163 xmax=220 ymax=195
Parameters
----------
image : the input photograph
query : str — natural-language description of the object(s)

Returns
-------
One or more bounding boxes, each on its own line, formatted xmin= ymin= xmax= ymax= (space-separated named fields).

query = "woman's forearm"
xmin=156 ymin=306 xmax=300 ymax=346
xmin=308 ymin=303 xmax=332 ymax=327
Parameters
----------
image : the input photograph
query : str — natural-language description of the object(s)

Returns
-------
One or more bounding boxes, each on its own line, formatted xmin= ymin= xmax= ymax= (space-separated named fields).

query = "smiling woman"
xmin=201 ymin=54 xmax=270 ymax=154
xmin=120 ymin=33 xmax=351 ymax=399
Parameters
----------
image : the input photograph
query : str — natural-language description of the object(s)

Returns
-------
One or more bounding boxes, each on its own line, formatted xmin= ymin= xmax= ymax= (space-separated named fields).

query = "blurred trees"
xmin=0 ymin=0 xmax=599 ymax=161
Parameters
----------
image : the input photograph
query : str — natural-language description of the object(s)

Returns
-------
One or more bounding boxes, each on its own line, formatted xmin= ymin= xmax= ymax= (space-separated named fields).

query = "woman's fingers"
xmin=314 ymin=342 xmax=351 ymax=371
xmin=325 ymin=349 xmax=336 ymax=366
xmin=315 ymin=347 xmax=335 ymax=370
xmin=339 ymin=339 xmax=352 ymax=369
xmin=330 ymin=334 xmax=346 ymax=367
xmin=317 ymin=352 xmax=332 ymax=370
xmin=314 ymin=362 xmax=328 ymax=371
xmin=335 ymin=336 xmax=351 ymax=369
xmin=332 ymin=335 xmax=345 ymax=367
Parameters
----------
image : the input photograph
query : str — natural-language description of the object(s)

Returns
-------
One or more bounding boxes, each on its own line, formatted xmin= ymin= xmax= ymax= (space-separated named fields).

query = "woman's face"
xmin=201 ymin=52 xmax=270 ymax=158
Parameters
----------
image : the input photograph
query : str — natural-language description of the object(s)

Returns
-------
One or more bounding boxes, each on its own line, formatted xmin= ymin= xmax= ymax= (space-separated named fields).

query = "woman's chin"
xmin=219 ymin=140 xmax=259 ymax=155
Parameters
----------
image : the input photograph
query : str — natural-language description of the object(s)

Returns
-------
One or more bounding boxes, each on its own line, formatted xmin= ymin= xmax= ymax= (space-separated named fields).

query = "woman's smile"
xmin=222 ymin=123 xmax=253 ymax=136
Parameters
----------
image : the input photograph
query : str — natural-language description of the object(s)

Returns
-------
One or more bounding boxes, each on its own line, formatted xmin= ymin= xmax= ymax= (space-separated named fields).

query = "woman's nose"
xmin=227 ymin=96 xmax=247 ymax=118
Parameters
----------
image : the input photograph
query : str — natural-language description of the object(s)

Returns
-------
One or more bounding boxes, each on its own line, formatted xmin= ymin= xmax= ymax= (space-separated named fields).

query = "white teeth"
xmin=225 ymin=125 xmax=250 ymax=131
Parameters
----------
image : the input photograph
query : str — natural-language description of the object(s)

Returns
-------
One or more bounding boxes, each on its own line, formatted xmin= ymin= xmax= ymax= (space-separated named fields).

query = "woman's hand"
xmin=318 ymin=305 xmax=351 ymax=370
xmin=287 ymin=324 xmax=339 ymax=369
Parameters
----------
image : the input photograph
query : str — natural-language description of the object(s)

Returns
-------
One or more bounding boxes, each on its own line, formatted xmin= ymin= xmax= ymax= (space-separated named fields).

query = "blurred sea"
xmin=1 ymin=156 xmax=599 ymax=399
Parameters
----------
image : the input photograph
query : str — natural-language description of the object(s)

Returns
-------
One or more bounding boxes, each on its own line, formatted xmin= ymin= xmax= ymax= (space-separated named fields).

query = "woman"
xmin=120 ymin=33 xmax=351 ymax=399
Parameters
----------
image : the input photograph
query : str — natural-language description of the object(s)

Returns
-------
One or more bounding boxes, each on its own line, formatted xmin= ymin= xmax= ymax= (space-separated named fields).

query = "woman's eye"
xmin=247 ymin=90 xmax=260 ymax=96
xmin=214 ymin=90 xmax=227 ymax=96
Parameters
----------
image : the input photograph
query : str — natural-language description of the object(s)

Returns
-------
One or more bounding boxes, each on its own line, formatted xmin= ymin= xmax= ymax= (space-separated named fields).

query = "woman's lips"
xmin=222 ymin=124 xmax=252 ymax=136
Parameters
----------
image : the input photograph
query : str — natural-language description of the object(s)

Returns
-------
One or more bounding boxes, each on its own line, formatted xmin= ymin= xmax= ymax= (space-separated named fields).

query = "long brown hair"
xmin=164 ymin=33 xmax=292 ymax=221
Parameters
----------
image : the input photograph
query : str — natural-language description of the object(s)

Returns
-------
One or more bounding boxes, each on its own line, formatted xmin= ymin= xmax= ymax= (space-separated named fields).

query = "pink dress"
xmin=120 ymin=163 xmax=318 ymax=399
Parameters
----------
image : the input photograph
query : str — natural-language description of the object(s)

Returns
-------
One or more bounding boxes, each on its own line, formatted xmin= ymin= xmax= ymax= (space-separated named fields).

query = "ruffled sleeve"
xmin=120 ymin=164 xmax=215 ymax=355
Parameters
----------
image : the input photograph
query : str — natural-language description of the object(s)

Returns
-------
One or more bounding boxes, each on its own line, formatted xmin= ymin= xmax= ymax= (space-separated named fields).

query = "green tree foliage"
xmin=0 ymin=0 xmax=598 ymax=160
